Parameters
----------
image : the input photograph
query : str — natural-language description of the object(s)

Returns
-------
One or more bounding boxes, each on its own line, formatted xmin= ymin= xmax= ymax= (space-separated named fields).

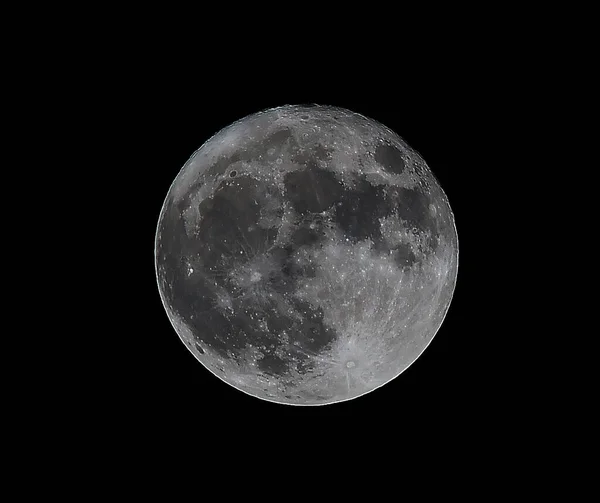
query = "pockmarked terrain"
xmin=155 ymin=105 xmax=458 ymax=405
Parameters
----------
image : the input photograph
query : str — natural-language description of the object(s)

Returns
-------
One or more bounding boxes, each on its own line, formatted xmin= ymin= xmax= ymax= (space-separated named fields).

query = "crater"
xmin=374 ymin=144 xmax=406 ymax=175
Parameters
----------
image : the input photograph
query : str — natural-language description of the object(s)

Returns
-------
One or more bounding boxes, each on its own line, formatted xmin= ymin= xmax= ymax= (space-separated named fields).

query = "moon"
xmin=155 ymin=104 xmax=458 ymax=405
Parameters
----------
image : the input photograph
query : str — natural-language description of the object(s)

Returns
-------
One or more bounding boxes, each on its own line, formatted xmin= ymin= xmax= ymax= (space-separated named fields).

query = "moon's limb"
xmin=155 ymin=104 xmax=458 ymax=405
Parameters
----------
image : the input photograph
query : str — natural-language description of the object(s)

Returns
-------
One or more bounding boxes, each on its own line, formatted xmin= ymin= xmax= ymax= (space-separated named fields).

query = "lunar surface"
xmin=155 ymin=105 xmax=458 ymax=405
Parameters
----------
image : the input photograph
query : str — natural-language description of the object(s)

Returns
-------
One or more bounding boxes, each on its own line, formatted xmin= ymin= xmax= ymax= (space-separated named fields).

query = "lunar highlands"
xmin=155 ymin=105 xmax=458 ymax=405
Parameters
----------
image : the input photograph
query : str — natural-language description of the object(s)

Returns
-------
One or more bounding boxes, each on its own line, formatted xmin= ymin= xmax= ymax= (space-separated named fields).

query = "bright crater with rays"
xmin=155 ymin=104 xmax=458 ymax=405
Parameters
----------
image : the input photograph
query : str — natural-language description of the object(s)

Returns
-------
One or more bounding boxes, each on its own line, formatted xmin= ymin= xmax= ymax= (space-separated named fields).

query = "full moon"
xmin=155 ymin=105 xmax=458 ymax=405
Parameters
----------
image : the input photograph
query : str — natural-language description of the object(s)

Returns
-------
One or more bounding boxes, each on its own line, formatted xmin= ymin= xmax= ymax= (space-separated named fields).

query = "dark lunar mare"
xmin=284 ymin=165 xmax=344 ymax=215
xmin=388 ymin=186 xmax=439 ymax=252
xmin=374 ymin=144 xmax=406 ymax=175
xmin=157 ymin=173 xmax=339 ymax=377
xmin=370 ymin=140 xmax=440 ymax=255
xmin=335 ymin=176 xmax=391 ymax=245
xmin=390 ymin=243 xmax=418 ymax=270
xmin=196 ymin=176 xmax=278 ymax=274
